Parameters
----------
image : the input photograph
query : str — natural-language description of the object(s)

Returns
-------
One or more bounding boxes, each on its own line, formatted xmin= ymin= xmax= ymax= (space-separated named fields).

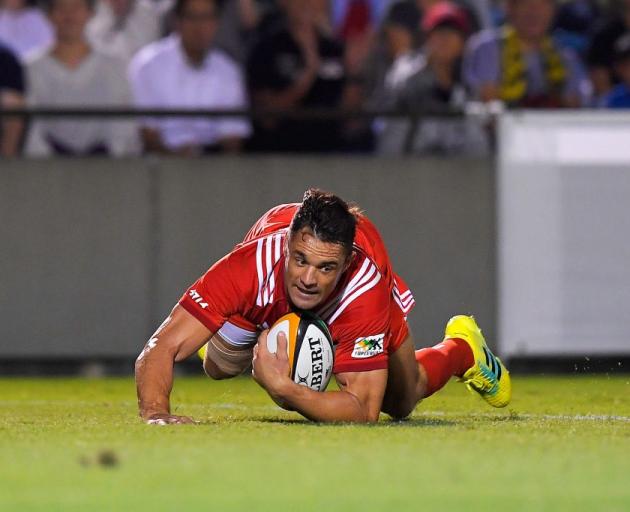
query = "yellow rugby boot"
xmin=444 ymin=315 xmax=511 ymax=408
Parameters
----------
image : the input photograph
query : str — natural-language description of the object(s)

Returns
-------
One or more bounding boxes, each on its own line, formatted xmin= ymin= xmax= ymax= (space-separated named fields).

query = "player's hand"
xmin=252 ymin=329 xmax=293 ymax=406
xmin=144 ymin=413 xmax=198 ymax=425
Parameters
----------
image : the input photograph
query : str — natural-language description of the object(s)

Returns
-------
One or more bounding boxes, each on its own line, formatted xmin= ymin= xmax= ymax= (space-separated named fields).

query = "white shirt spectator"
xmin=25 ymin=48 xmax=138 ymax=156
xmin=128 ymin=34 xmax=251 ymax=150
xmin=86 ymin=0 xmax=172 ymax=64
xmin=0 ymin=7 xmax=53 ymax=60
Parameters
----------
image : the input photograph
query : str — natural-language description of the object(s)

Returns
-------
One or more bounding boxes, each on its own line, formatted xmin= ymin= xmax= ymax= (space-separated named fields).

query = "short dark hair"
xmin=174 ymin=0 xmax=224 ymax=17
xmin=290 ymin=189 xmax=357 ymax=256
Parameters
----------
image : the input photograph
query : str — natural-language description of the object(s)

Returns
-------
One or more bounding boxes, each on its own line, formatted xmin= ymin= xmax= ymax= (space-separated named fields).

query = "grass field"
xmin=1 ymin=375 xmax=629 ymax=511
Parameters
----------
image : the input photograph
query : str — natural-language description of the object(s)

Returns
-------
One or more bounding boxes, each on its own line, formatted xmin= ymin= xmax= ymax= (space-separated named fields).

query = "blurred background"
xmin=1 ymin=0 xmax=629 ymax=375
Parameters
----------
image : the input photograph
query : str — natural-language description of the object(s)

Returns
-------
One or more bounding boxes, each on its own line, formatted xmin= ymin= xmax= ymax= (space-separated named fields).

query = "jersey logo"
xmin=351 ymin=334 xmax=385 ymax=359
xmin=255 ymin=233 xmax=284 ymax=307
xmin=189 ymin=289 xmax=208 ymax=309
xmin=318 ymin=257 xmax=382 ymax=325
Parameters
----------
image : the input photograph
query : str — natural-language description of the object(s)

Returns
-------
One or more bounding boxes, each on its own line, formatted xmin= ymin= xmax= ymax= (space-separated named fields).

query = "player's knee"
xmin=382 ymin=397 xmax=417 ymax=420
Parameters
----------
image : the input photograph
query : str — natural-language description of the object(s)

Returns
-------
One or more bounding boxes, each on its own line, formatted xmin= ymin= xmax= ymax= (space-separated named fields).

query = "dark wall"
xmin=0 ymin=156 xmax=495 ymax=358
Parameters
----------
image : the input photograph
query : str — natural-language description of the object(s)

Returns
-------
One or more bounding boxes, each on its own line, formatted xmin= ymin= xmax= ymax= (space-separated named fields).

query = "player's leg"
xmin=441 ymin=315 xmax=511 ymax=408
xmin=381 ymin=330 xmax=475 ymax=418
xmin=380 ymin=333 xmax=427 ymax=418
xmin=381 ymin=314 xmax=510 ymax=418
xmin=200 ymin=320 xmax=258 ymax=380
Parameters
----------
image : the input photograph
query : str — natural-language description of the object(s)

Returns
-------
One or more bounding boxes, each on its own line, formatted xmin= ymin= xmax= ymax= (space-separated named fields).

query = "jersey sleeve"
xmin=329 ymin=280 xmax=392 ymax=374
xmin=178 ymin=249 xmax=252 ymax=333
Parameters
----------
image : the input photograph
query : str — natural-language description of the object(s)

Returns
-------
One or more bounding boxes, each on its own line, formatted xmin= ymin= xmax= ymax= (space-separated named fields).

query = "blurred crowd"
xmin=1 ymin=0 xmax=630 ymax=158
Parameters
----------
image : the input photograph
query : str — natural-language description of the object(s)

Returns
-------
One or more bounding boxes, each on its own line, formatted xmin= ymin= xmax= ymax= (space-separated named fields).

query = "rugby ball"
xmin=267 ymin=311 xmax=334 ymax=392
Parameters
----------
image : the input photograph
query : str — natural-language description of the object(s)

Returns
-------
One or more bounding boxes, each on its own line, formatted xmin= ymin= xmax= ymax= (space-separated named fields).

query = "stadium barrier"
xmin=3 ymin=108 xmax=628 ymax=373
xmin=0 ymin=155 xmax=495 ymax=363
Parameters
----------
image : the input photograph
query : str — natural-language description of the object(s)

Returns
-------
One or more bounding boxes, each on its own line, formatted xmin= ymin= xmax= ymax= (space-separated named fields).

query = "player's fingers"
xmin=257 ymin=329 xmax=270 ymax=354
xmin=277 ymin=331 xmax=289 ymax=362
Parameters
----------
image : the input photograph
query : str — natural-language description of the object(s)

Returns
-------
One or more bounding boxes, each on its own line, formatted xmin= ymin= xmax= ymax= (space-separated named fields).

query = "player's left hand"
xmin=252 ymin=329 xmax=293 ymax=409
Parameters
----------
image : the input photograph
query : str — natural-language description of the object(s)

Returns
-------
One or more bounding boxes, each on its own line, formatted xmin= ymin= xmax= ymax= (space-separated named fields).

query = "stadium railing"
xmin=0 ymin=105 xmax=490 ymax=155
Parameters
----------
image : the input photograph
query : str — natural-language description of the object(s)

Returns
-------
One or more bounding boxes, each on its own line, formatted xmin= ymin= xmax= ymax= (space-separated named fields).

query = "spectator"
xmin=552 ymin=0 xmax=600 ymax=58
xmin=246 ymin=0 xmax=346 ymax=152
xmin=376 ymin=1 xmax=488 ymax=155
xmin=86 ymin=0 xmax=172 ymax=64
xmin=332 ymin=0 xmax=391 ymax=77
xmin=214 ymin=0 xmax=266 ymax=62
xmin=463 ymin=0 xmax=590 ymax=108
xmin=25 ymin=0 xmax=137 ymax=157
xmin=603 ymin=33 xmax=630 ymax=108
xmin=587 ymin=0 xmax=630 ymax=100
xmin=362 ymin=0 xmax=490 ymax=102
xmin=0 ymin=0 xmax=54 ymax=59
xmin=369 ymin=0 xmax=422 ymax=110
xmin=129 ymin=0 xmax=250 ymax=155
xmin=413 ymin=0 xmax=492 ymax=33
xmin=0 ymin=42 xmax=25 ymax=156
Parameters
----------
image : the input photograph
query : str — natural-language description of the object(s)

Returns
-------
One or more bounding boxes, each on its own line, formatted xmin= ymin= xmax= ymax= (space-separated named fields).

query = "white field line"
xmin=413 ymin=410 xmax=630 ymax=423
xmin=2 ymin=400 xmax=630 ymax=423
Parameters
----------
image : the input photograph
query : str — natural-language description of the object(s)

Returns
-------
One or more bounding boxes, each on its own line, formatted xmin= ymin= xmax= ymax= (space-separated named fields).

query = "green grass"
xmin=1 ymin=375 xmax=630 ymax=511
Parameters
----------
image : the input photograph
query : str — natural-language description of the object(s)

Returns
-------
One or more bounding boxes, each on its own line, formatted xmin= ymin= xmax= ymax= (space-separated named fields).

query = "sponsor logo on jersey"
xmin=351 ymin=334 xmax=384 ymax=358
xmin=189 ymin=289 xmax=208 ymax=309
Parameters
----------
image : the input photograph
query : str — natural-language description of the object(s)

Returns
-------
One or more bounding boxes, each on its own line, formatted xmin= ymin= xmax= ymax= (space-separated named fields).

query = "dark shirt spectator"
xmin=604 ymin=33 xmax=630 ymax=109
xmin=247 ymin=0 xmax=346 ymax=152
xmin=463 ymin=0 xmax=590 ymax=108
xmin=587 ymin=0 xmax=630 ymax=100
xmin=0 ymin=42 xmax=25 ymax=156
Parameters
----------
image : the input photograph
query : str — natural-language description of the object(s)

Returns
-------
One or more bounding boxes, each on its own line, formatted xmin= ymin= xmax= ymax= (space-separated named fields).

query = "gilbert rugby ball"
xmin=267 ymin=311 xmax=334 ymax=392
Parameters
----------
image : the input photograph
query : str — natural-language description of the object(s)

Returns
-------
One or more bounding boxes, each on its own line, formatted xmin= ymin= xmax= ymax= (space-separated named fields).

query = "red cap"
xmin=421 ymin=1 xmax=471 ymax=34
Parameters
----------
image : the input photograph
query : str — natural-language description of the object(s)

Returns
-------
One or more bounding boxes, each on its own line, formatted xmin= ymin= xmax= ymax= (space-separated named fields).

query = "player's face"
xmin=285 ymin=228 xmax=351 ymax=310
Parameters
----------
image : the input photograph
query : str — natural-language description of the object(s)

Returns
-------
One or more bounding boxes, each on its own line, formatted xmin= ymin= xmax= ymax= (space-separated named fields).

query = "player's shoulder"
xmin=317 ymin=252 xmax=390 ymax=326
xmin=242 ymin=203 xmax=299 ymax=243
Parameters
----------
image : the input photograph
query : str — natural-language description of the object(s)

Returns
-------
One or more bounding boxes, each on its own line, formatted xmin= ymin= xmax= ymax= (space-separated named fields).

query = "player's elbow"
xmin=353 ymin=396 xmax=381 ymax=423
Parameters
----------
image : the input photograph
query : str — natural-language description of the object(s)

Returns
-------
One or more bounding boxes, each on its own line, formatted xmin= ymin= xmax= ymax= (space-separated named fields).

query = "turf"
xmin=1 ymin=375 xmax=629 ymax=511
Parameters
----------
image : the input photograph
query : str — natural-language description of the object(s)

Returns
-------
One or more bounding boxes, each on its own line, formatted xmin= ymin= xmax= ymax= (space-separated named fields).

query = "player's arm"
xmin=135 ymin=304 xmax=212 ymax=424
xmin=252 ymin=331 xmax=387 ymax=423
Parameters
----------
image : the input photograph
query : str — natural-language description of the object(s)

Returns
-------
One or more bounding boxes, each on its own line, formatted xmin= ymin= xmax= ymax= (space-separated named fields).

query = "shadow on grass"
xmin=246 ymin=416 xmax=458 ymax=428
xmin=193 ymin=410 xmax=522 ymax=427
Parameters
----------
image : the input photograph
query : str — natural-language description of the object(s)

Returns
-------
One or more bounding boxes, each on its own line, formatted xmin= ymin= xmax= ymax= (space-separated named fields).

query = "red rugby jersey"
xmin=179 ymin=203 xmax=415 ymax=373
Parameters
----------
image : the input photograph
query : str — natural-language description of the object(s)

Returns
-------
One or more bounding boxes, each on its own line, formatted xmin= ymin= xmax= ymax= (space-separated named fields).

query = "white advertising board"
xmin=498 ymin=112 xmax=630 ymax=356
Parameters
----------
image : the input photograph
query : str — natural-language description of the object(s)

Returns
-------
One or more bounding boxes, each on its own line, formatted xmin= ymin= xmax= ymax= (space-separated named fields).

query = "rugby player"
xmin=135 ymin=189 xmax=511 ymax=423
